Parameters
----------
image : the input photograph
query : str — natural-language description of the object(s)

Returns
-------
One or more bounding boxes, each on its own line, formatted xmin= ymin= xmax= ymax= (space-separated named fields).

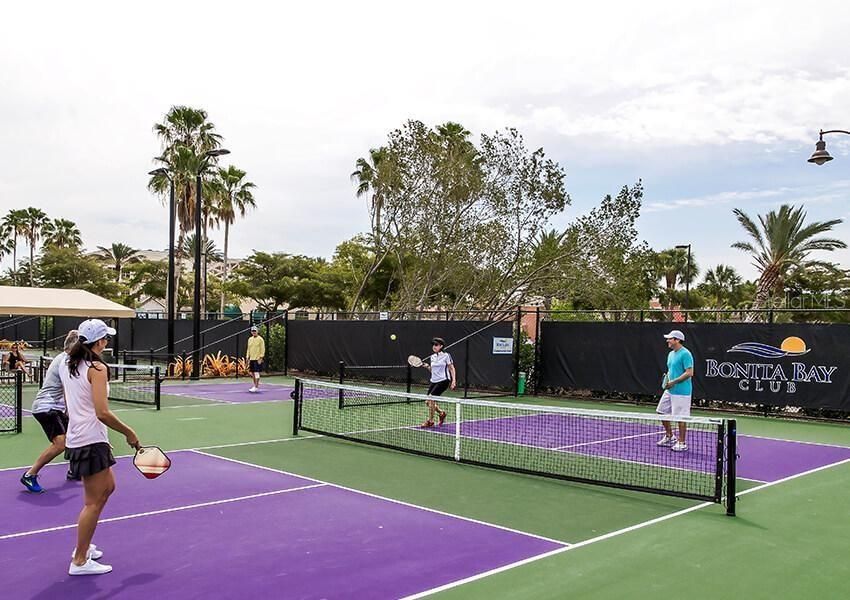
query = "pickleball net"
xmin=38 ymin=357 xmax=162 ymax=410
xmin=292 ymin=378 xmax=737 ymax=514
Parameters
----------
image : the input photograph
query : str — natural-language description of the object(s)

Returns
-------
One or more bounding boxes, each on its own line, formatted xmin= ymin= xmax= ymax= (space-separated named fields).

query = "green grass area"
xmin=4 ymin=378 xmax=850 ymax=598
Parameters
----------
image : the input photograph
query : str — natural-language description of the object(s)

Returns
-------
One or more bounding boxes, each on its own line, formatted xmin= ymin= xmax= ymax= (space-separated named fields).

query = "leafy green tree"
xmin=732 ymin=204 xmax=846 ymax=317
xmin=43 ymin=218 xmax=83 ymax=249
xmin=96 ymin=243 xmax=141 ymax=282
xmin=38 ymin=247 xmax=120 ymax=299
xmin=229 ymin=252 xmax=347 ymax=312
xmin=208 ymin=165 xmax=256 ymax=314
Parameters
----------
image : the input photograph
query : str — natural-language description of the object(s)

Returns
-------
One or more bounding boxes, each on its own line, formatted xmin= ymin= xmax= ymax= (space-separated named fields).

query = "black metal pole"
xmin=685 ymin=245 xmax=691 ymax=322
xmin=192 ymin=172 xmax=202 ymax=379
xmin=167 ymin=177 xmax=176 ymax=365
xmin=283 ymin=309 xmax=289 ymax=376
xmin=513 ymin=306 xmax=521 ymax=397
xmin=726 ymin=419 xmax=737 ymax=516
xmin=532 ymin=307 xmax=541 ymax=395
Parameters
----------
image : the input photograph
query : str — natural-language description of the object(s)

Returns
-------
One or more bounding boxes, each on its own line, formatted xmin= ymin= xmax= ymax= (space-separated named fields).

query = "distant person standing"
xmin=20 ymin=331 xmax=80 ymax=493
xmin=246 ymin=326 xmax=266 ymax=393
xmin=656 ymin=330 xmax=694 ymax=452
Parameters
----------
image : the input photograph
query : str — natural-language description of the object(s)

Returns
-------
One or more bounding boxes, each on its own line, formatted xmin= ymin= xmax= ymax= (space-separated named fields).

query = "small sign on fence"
xmin=492 ymin=337 xmax=514 ymax=354
xmin=379 ymin=311 xmax=389 ymax=321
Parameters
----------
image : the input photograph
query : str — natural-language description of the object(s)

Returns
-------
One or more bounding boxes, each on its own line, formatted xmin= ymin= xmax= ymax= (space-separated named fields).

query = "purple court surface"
xmin=160 ymin=382 xmax=296 ymax=403
xmin=1 ymin=452 xmax=562 ymax=599
xmin=427 ymin=414 xmax=850 ymax=483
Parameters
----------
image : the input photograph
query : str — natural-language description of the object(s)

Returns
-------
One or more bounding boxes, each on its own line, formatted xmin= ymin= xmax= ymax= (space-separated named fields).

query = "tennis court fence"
xmin=292 ymin=378 xmax=737 ymax=515
xmin=37 ymin=357 xmax=162 ymax=410
xmin=0 ymin=372 xmax=23 ymax=434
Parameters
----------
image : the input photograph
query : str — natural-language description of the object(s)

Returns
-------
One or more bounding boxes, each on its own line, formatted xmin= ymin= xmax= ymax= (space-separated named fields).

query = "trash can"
xmin=517 ymin=372 xmax=527 ymax=395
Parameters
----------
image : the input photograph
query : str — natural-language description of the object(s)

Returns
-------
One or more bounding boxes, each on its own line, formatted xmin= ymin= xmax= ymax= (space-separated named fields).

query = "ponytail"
xmin=66 ymin=340 xmax=106 ymax=378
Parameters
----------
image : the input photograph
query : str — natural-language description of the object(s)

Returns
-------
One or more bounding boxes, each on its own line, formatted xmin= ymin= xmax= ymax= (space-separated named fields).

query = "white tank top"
xmin=59 ymin=358 xmax=110 ymax=448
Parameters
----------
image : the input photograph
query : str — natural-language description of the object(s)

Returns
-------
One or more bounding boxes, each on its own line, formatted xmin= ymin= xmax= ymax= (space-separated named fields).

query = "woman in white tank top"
xmin=60 ymin=319 xmax=141 ymax=577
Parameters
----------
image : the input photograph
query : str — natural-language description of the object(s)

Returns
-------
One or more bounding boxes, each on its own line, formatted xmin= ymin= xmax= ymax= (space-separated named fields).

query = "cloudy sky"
xmin=2 ymin=1 xmax=850 ymax=281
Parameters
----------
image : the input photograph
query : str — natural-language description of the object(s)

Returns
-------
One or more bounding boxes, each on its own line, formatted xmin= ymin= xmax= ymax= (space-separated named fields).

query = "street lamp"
xmin=675 ymin=244 xmax=692 ymax=321
xmin=148 ymin=167 xmax=176 ymax=364
xmin=808 ymin=129 xmax=850 ymax=165
xmin=192 ymin=148 xmax=230 ymax=379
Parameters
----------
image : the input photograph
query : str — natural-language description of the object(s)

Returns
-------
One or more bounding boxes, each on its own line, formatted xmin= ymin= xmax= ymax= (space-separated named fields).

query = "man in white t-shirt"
xmin=418 ymin=337 xmax=456 ymax=428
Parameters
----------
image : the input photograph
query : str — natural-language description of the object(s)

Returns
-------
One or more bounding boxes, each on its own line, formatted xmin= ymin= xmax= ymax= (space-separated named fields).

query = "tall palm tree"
xmin=208 ymin=165 xmax=256 ymax=314
xmin=96 ymin=243 xmax=141 ymax=283
xmin=1 ymin=209 xmax=28 ymax=284
xmin=701 ymin=264 xmax=742 ymax=308
xmin=21 ymin=207 xmax=50 ymax=286
xmin=43 ymin=218 xmax=83 ymax=249
xmin=732 ymin=204 xmax=846 ymax=315
xmin=351 ymin=147 xmax=389 ymax=245
xmin=181 ymin=234 xmax=222 ymax=262
xmin=149 ymin=106 xmax=223 ymax=314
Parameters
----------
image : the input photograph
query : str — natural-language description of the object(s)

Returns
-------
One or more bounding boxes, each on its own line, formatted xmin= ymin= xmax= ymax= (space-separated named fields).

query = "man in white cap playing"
xmin=656 ymin=329 xmax=694 ymax=452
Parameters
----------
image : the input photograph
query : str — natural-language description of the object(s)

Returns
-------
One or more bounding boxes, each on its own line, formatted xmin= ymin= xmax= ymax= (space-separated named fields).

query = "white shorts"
xmin=656 ymin=391 xmax=692 ymax=417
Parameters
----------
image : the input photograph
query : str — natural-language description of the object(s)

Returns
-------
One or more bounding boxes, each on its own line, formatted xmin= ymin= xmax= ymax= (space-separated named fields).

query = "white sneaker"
xmin=248 ymin=387 xmax=257 ymax=393
xmin=656 ymin=436 xmax=677 ymax=447
xmin=671 ymin=442 xmax=688 ymax=452
xmin=71 ymin=544 xmax=102 ymax=560
xmin=69 ymin=558 xmax=112 ymax=575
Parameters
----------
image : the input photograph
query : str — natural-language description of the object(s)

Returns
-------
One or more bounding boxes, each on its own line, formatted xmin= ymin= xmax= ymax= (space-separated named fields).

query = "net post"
xmin=454 ymin=400 xmax=462 ymax=461
xmin=154 ymin=367 xmax=161 ymax=411
xmin=513 ymin=306 xmax=521 ymax=397
xmin=338 ymin=361 xmax=345 ymax=409
xmin=283 ymin=309 xmax=289 ymax=376
xmin=532 ymin=307 xmax=541 ymax=395
xmin=15 ymin=371 xmax=23 ymax=434
xmin=726 ymin=419 xmax=737 ymax=516
xmin=463 ymin=338 xmax=470 ymax=399
xmin=292 ymin=379 xmax=302 ymax=436
xmin=714 ymin=421 xmax=725 ymax=503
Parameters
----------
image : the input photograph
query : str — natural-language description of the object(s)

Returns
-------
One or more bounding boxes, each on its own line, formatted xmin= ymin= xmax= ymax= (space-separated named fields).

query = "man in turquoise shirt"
xmin=656 ymin=330 xmax=694 ymax=452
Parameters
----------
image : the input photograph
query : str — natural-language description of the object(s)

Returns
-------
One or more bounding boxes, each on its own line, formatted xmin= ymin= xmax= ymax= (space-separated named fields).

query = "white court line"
xmin=190 ymin=449 xmax=570 ymax=547
xmin=400 ymin=455 xmax=850 ymax=599
xmin=0 ymin=434 xmax=324 ymax=473
xmin=0 ymin=483 xmax=326 ymax=541
xmin=740 ymin=433 xmax=850 ymax=450
xmin=177 ymin=417 xmax=207 ymax=421
xmin=554 ymin=431 xmax=659 ymax=450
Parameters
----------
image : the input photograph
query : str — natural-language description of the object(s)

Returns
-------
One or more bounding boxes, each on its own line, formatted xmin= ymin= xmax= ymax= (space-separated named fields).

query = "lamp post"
xmin=191 ymin=148 xmax=230 ymax=379
xmin=675 ymin=244 xmax=692 ymax=321
xmin=808 ymin=129 xmax=850 ymax=165
xmin=148 ymin=167 xmax=176 ymax=364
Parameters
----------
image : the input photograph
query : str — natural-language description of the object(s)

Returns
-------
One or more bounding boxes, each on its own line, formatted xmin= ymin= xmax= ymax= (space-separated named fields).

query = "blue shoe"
xmin=21 ymin=472 xmax=44 ymax=493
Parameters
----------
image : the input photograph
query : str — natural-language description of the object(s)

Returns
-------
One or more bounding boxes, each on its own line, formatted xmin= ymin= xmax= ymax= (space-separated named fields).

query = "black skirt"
xmin=65 ymin=442 xmax=116 ymax=479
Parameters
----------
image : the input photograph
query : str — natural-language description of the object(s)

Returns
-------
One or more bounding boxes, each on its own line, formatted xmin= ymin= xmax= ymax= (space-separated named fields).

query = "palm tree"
xmin=96 ymin=243 xmax=141 ymax=283
xmin=149 ymin=106 xmax=223 ymax=314
xmin=43 ymin=218 xmax=83 ymax=249
xmin=21 ymin=208 xmax=50 ymax=286
xmin=732 ymin=204 xmax=846 ymax=316
xmin=351 ymin=147 xmax=391 ymax=245
xmin=208 ymin=165 xmax=256 ymax=314
xmin=654 ymin=248 xmax=700 ymax=308
xmin=1 ymin=209 xmax=28 ymax=284
xmin=181 ymin=234 xmax=222 ymax=262
xmin=701 ymin=264 xmax=742 ymax=308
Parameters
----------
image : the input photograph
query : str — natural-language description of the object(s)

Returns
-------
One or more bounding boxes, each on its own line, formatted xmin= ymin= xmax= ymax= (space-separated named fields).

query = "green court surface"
xmin=5 ymin=377 xmax=850 ymax=598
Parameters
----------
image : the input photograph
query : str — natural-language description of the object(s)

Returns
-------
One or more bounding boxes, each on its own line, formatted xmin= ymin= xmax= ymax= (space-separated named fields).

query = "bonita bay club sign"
xmin=539 ymin=322 xmax=850 ymax=411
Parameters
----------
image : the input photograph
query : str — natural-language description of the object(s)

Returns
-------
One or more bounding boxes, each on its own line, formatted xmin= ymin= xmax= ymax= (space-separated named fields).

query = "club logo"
xmin=727 ymin=336 xmax=810 ymax=358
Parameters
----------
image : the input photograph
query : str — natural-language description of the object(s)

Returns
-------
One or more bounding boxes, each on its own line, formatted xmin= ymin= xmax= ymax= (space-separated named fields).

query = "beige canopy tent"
xmin=0 ymin=286 xmax=135 ymax=318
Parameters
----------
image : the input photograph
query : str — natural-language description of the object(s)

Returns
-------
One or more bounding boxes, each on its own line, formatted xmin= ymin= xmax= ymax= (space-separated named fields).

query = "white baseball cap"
xmin=78 ymin=319 xmax=116 ymax=343
xmin=663 ymin=330 xmax=685 ymax=341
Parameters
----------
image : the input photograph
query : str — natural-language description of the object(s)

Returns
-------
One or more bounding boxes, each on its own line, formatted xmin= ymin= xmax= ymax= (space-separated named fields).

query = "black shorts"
xmin=427 ymin=380 xmax=450 ymax=397
xmin=33 ymin=410 xmax=69 ymax=442
xmin=249 ymin=360 xmax=263 ymax=373
xmin=65 ymin=443 xmax=116 ymax=479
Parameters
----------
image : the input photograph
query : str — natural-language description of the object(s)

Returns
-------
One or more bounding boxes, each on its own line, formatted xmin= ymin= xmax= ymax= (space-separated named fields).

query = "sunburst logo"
xmin=727 ymin=336 xmax=811 ymax=358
